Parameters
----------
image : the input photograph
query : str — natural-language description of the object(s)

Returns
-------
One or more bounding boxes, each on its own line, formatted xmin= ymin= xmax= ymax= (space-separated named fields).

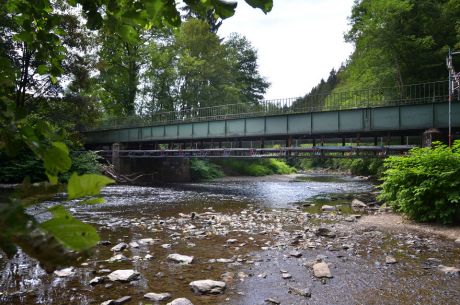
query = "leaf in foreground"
xmin=40 ymin=205 xmax=99 ymax=251
xmin=67 ymin=173 xmax=115 ymax=200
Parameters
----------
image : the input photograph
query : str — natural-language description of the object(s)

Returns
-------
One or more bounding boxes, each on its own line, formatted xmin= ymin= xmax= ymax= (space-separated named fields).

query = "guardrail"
xmin=87 ymin=80 xmax=449 ymax=131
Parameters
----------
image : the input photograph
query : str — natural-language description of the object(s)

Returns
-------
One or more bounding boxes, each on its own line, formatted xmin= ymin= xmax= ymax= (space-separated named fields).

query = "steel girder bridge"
xmin=83 ymin=80 xmax=460 ymax=158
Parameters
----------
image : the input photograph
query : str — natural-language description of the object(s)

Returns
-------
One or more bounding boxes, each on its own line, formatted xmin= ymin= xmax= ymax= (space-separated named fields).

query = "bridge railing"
xmin=88 ymin=80 xmax=449 ymax=131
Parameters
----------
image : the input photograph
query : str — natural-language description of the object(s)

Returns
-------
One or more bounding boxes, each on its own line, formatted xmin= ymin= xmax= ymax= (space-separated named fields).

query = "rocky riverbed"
xmin=0 ymin=175 xmax=459 ymax=305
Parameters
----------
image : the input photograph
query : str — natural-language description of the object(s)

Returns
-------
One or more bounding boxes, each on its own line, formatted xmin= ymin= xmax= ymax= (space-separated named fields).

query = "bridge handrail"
xmin=86 ymin=80 xmax=449 ymax=131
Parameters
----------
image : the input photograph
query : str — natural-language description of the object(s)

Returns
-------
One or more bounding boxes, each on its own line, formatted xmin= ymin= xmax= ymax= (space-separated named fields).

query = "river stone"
xmin=129 ymin=241 xmax=139 ymax=248
xmin=351 ymin=199 xmax=367 ymax=211
xmin=111 ymin=242 xmax=128 ymax=252
xmin=321 ymin=205 xmax=336 ymax=212
xmin=107 ymin=270 xmax=140 ymax=282
xmin=313 ymin=262 xmax=332 ymax=278
xmin=216 ymin=258 xmax=234 ymax=263
xmin=100 ymin=300 xmax=114 ymax=305
xmin=139 ymin=238 xmax=155 ymax=245
xmin=166 ymin=298 xmax=194 ymax=305
xmin=438 ymin=265 xmax=460 ymax=275
xmin=189 ymin=279 xmax=226 ymax=294
xmin=168 ymin=253 xmax=194 ymax=264
xmin=144 ymin=292 xmax=172 ymax=301
xmin=107 ymin=254 xmax=128 ymax=262
xmin=282 ymin=273 xmax=292 ymax=279
xmin=455 ymin=238 xmax=460 ymax=245
xmin=89 ymin=276 xmax=105 ymax=286
xmin=227 ymin=239 xmax=238 ymax=244
xmin=265 ymin=298 xmax=281 ymax=304
xmin=385 ymin=255 xmax=397 ymax=264
xmin=54 ymin=267 xmax=74 ymax=277
xmin=288 ymin=286 xmax=312 ymax=298
xmin=113 ymin=296 xmax=131 ymax=305
xmin=315 ymin=227 xmax=336 ymax=238
xmin=289 ymin=250 xmax=302 ymax=258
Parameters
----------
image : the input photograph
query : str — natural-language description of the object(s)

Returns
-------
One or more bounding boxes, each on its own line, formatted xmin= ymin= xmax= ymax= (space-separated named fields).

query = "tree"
xmin=0 ymin=0 xmax=273 ymax=270
xmin=225 ymin=33 xmax=270 ymax=104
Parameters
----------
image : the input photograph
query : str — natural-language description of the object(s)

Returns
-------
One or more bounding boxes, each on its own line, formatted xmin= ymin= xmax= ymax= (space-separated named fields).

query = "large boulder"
xmin=189 ymin=279 xmax=226 ymax=295
xmin=351 ymin=199 xmax=367 ymax=211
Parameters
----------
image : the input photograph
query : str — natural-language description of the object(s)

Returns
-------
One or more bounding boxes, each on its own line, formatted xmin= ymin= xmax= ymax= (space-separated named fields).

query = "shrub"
xmin=217 ymin=158 xmax=296 ymax=176
xmin=190 ymin=159 xmax=224 ymax=181
xmin=378 ymin=141 xmax=460 ymax=224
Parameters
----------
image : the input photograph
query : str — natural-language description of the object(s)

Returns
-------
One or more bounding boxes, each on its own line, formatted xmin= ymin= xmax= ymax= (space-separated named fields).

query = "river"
xmin=0 ymin=174 xmax=459 ymax=305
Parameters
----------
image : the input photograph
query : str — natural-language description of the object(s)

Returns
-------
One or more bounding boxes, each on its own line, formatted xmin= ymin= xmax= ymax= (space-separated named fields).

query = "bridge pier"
xmin=111 ymin=142 xmax=191 ymax=184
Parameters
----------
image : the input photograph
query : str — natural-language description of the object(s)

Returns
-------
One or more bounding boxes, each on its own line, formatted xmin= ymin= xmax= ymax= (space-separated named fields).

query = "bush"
xmin=190 ymin=159 xmax=224 ymax=181
xmin=0 ymin=150 xmax=101 ymax=183
xmin=297 ymin=157 xmax=384 ymax=176
xmin=378 ymin=141 xmax=460 ymax=224
xmin=217 ymin=158 xmax=296 ymax=176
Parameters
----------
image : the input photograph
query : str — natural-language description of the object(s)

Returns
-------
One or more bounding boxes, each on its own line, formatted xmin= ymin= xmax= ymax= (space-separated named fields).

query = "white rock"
xmin=438 ymin=265 xmax=460 ymax=275
xmin=111 ymin=242 xmax=128 ymax=252
xmin=54 ymin=267 xmax=74 ymax=277
xmin=89 ymin=276 xmax=105 ymax=285
xmin=129 ymin=241 xmax=139 ymax=248
xmin=107 ymin=254 xmax=128 ymax=263
xmin=282 ymin=273 xmax=292 ymax=279
xmin=166 ymin=298 xmax=194 ymax=305
xmin=216 ymin=258 xmax=234 ymax=263
xmin=161 ymin=244 xmax=172 ymax=249
xmin=107 ymin=270 xmax=140 ymax=282
xmin=385 ymin=255 xmax=397 ymax=264
xmin=139 ymin=238 xmax=155 ymax=245
xmin=351 ymin=199 xmax=367 ymax=211
xmin=144 ymin=254 xmax=154 ymax=260
xmin=100 ymin=300 xmax=114 ymax=305
xmin=321 ymin=205 xmax=336 ymax=212
xmin=144 ymin=292 xmax=172 ymax=301
xmin=189 ymin=279 xmax=226 ymax=294
xmin=227 ymin=239 xmax=238 ymax=244
xmin=313 ymin=262 xmax=332 ymax=278
xmin=167 ymin=253 xmax=194 ymax=264
xmin=455 ymin=238 xmax=460 ymax=245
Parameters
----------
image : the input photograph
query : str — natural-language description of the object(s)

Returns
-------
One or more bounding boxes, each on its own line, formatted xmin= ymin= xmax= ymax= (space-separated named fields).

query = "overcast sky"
xmin=219 ymin=0 xmax=355 ymax=100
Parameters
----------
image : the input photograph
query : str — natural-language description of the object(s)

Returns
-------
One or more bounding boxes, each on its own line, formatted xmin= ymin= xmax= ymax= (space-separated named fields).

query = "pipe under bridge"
xmin=100 ymin=145 xmax=414 ymax=159
xmin=83 ymin=80 xmax=459 ymax=153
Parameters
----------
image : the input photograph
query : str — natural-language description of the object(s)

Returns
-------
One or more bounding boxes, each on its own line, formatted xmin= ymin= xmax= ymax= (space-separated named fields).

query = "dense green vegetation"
xmin=217 ymin=158 xmax=296 ymax=176
xmin=190 ymin=159 xmax=224 ymax=181
xmin=297 ymin=158 xmax=384 ymax=177
xmin=379 ymin=141 xmax=460 ymax=224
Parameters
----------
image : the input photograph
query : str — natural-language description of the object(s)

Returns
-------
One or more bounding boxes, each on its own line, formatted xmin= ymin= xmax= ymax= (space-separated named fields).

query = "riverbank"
xmin=0 ymin=174 xmax=459 ymax=305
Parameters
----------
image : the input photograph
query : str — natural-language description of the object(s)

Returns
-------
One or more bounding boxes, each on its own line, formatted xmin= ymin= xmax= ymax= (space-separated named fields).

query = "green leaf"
xmin=244 ymin=0 xmax=273 ymax=13
xmin=80 ymin=197 xmax=105 ymax=205
xmin=117 ymin=24 xmax=139 ymax=42
xmin=14 ymin=31 xmax=34 ymax=43
xmin=37 ymin=64 xmax=48 ymax=75
xmin=40 ymin=205 xmax=99 ymax=251
xmin=43 ymin=142 xmax=71 ymax=183
xmin=67 ymin=173 xmax=114 ymax=200
xmin=211 ymin=0 xmax=237 ymax=19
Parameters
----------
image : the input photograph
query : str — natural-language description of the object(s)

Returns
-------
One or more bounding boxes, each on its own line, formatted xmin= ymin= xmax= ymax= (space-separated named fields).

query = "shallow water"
xmin=0 ymin=175 xmax=459 ymax=305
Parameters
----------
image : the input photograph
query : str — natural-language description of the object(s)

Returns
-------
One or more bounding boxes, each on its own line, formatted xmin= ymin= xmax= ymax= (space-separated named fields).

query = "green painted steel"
xmin=83 ymin=102 xmax=460 ymax=144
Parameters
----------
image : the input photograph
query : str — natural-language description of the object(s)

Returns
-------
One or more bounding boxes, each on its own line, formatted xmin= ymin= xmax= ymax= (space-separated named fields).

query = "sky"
xmin=219 ymin=0 xmax=356 ymax=100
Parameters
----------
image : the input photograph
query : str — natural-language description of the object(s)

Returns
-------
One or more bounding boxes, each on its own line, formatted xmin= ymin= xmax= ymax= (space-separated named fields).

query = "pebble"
xmin=289 ymin=250 xmax=302 ymax=258
xmin=89 ymin=276 xmax=105 ymax=286
xmin=313 ymin=262 xmax=332 ymax=278
xmin=110 ymin=242 xmax=128 ymax=252
xmin=129 ymin=241 xmax=139 ymax=248
xmin=167 ymin=253 xmax=194 ymax=264
xmin=54 ymin=267 xmax=74 ymax=277
xmin=321 ymin=205 xmax=336 ymax=212
xmin=438 ymin=265 xmax=460 ymax=275
xmin=166 ymin=298 xmax=194 ymax=305
xmin=288 ymin=286 xmax=312 ymax=298
xmin=265 ymin=298 xmax=281 ymax=304
xmin=227 ymin=239 xmax=238 ymax=244
xmin=107 ymin=254 xmax=128 ymax=262
xmin=282 ymin=273 xmax=292 ymax=279
xmin=113 ymin=296 xmax=131 ymax=305
xmin=189 ymin=279 xmax=226 ymax=294
xmin=107 ymin=270 xmax=140 ymax=282
xmin=144 ymin=292 xmax=172 ymax=301
xmin=385 ymin=255 xmax=397 ymax=264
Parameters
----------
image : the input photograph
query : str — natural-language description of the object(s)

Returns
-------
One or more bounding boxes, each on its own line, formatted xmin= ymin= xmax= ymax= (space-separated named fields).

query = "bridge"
xmin=84 ymin=80 xmax=459 ymax=154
